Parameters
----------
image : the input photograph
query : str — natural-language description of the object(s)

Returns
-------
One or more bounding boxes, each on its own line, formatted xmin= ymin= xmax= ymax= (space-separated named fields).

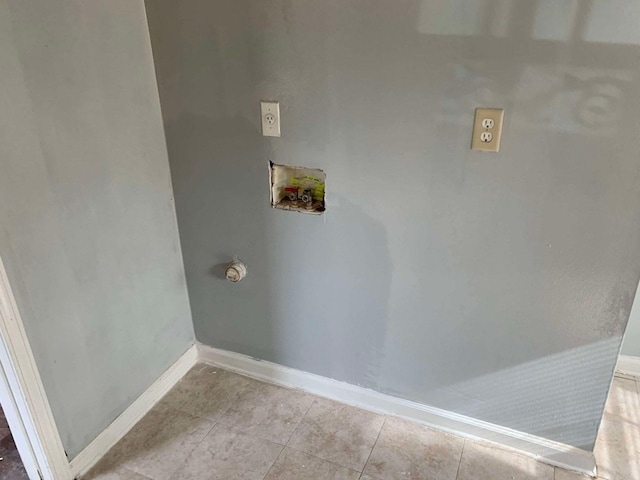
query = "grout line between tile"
xmin=359 ymin=415 xmax=386 ymax=475
xmin=454 ymin=439 xmax=466 ymax=480
xmin=260 ymin=442 xmax=287 ymax=480
xmin=166 ymin=367 xmax=256 ymax=428
xmin=284 ymin=398 xmax=317 ymax=447
xmin=216 ymin=373 xmax=255 ymax=420
xmin=164 ymin=419 xmax=219 ymax=480
xmin=283 ymin=444 xmax=364 ymax=477
xmin=280 ymin=396 xmax=376 ymax=476
xmin=122 ymin=466 xmax=153 ymax=480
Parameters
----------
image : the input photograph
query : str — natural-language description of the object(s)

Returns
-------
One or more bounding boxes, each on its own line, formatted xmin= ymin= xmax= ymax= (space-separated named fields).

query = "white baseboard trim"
xmin=616 ymin=355 xmax=640 ymax=379
xmin=69 ymin=344 xmax=198 ymax=478
xmin=197 ymin=343 xmax=596 ymax=477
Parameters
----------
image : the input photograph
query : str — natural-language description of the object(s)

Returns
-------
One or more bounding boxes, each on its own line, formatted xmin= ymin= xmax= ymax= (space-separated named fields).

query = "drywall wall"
xmin=146 ymin=0 xmax=640 ymax=450
xmin=622 ymin=283 xmax=640 ymax=357
xmin=0 ymin=1 xmax=194 ymax=457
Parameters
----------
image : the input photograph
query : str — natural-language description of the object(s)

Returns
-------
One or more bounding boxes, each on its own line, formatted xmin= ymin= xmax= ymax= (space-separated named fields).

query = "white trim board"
xmin=197 ymin=343 xmax=597 ymax=477
xmin=616 ymin=355 xmax=640 ymax=379
xmin=0 ymin=339 xmax=42 ymax=480
xmin=0 ymin=257 xmax=72 ymax=480
xmin=69 ymin=344 xmax=198 ymax=478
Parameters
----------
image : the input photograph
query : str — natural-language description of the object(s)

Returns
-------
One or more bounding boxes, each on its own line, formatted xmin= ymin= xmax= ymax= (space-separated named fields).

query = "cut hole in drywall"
xmin=269 ymin=162 xmax=326 ymax=214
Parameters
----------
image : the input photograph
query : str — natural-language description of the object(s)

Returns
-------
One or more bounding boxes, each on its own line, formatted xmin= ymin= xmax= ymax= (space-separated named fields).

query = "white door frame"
xmin=0 ymin=257 xmax=71 ymax=480
xmin=0 ymin=339 xmax=43 ymax=479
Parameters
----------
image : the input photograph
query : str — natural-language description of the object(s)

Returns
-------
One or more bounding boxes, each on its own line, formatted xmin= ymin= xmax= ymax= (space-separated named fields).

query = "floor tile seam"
xmin=121 ymin=466 xmax=153 ymax=480
xmin=214 ymin=392 xmax=317 ymax=446
xmin=161 ymin=402 xmax=225 ymax=426
xmin=284 ymin=394 xmax=318 ymax=443
xmin=178 ymin=390 xmax=316 ymax=447
xmin=99 ymin=413 xmax=192 ymax=480
xmin=215 ymin=370 xmax=313 ymax=436
xmin=211 ymin=416 xmax=292 ymax=447
xmin=259 ymin=441 xmax=287 ymax=480
xmin=163 ymin=419 xmax=219 ymax=480
xmin=216 ymin=376 xmax=256 ymax=420
xmin=359 ymin=415 xmax=387 ymax=476
xmin=282 ymin=397 xmax=318 ymax=448
xmin=453 ymin=439 xmax=466 ymax=480
xmin=280 ymin=443 xmax=363 ymax=476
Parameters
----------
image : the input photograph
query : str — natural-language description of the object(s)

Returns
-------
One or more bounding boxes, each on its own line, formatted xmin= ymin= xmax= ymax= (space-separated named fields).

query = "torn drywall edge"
xmin=269 ymin=161 xmax=326 ymax=215
xmin=268 ymin=161 xmax=275 ymax=206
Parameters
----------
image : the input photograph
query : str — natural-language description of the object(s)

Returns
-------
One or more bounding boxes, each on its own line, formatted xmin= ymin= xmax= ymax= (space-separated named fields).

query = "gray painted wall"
xmin=622 ymin=283 xmax=640 ymax=356
xmin=146 ymin=0 xmax=640 ymax=450
xmin=0 ymin=1 xmax=194 ymax=457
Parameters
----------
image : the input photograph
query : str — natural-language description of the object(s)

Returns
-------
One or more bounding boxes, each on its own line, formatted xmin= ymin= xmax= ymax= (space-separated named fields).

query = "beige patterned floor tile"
xmin=100 ymin=407 xmax=213 ymax=480
xmin=159 ymin=363 xmax=252 ymax=422
xmin=363 ymin=417 xmax=463 ymax=480
xmin=264 ymin=447 xmax=360 ymax=480
xmin=217 ymin=380 xmax=314 ymax=444
xmin=605 ymin=377 xmax=640 ymax=423
xmin=456 ymin=441 xmax=554 ymax=480
xmin=83 ymin=464 xmax=152 ymax=480
xmin=594 ymin=414 xmax=640 ymax=480
xmin=170 ymin=424 xmax=282 ymax=480
xmin=287 ymin=398 xmax=384 ymax=471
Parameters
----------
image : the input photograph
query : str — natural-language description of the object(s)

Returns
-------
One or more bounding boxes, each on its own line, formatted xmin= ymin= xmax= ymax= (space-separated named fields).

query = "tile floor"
xmin=85 ymin=364 xmax=640 ymax=480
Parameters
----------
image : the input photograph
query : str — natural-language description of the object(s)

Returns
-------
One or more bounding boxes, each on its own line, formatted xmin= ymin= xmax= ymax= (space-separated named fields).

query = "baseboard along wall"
xmin=70 ymin=342 xmax=598 ymax=478
xmin=616 ymin=354 xmax=640 ymax=379
xmin=69 ymin=345 xmax=199 ymax=478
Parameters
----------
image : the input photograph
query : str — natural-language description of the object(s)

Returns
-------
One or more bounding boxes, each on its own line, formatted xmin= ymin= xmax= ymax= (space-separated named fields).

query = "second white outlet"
xmin=472 ymin=108 xmax=504 ymax=152
xmin=261 ymin=101 xmax=281 ymax=137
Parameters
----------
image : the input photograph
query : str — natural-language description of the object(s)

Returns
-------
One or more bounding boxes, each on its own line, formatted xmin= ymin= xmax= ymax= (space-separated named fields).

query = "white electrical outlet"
xmin=261 ymin=101 xmax=280 ymax=137
xmin=480 ymin=131 xmax=493 ymax=142
xmin=481 ymin=118 xmax=495 ymax=129
xmin=472 ymin=108 xmax=504 ymax=152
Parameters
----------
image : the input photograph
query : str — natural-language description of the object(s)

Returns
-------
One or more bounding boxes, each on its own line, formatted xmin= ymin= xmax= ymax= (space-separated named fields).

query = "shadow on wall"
xmin=163 ymin=110 xmax=392 ymax=389
xmin=145 ymin=0 xmax=640 ymax=453
xmin=263 ymin=194 xmax=392 ymax=389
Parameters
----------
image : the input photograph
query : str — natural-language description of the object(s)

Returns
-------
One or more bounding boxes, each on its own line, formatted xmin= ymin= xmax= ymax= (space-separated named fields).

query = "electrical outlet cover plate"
xmin=261 ymin=101 xmax=281 ymax=137
xmin=472 ymin=108 xmax=504 ymax=152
